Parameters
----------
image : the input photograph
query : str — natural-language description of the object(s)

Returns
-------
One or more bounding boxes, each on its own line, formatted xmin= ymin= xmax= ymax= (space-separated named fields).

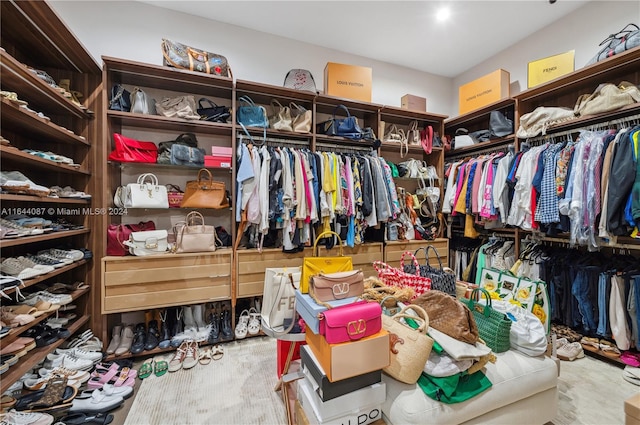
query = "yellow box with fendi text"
xmin=458 ymin=69 xmax=510 ymax=115
xmin=528 ymin=50 xmax=575 ymax=88
xmin=324 ymin=62 xmax=372 ymax=102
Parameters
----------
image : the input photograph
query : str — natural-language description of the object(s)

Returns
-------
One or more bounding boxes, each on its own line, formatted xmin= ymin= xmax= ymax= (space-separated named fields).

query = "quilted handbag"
xmin=586 ymin=23 xmax=640 ymax=65
xmin=405 ymin=246 xmax=457 ymax=297
xmin=290 ymin=102 xmax=312 ymax=133
xmin=123 ymin=229 xmax=168 ymax=256
xmin=197 ymin=98 xmax=230 ymax=123
xmin=310 ymin=270 xmax=364 ymax=302
xmin=316 ymin=300 xmax=382 ymax=344
xmin=268 ymin=100 xmax=293 ymax=131
xmin=106 ymin=221 xmax=156 ymax=256
xmin=464 ymin=288 xmax=512 ymax=353
xmin=181 ymin=169 xmax=229 ymax=209
xmin=122 ymin=173 xmax=169 ymax=209
xmin=373 ymin=251 xmax=432 ymax=300
xmin=174 ymin=211 xmax=218 ymax=253
xmin=301 ymin=231 xmax=353 ymax=294
xmin=382 ymin=304 xmax=434 ymax=384
xmin=412 ymin=290 xmax=479 ymax=344
xmin=315 ymin=105 xmax=363 ymax=140
xmin=237 ymin=95 xmax=268 ymax=128
xmin=130 ymin=87 xmax=157 ymax=115
xmin=108 ymin=133 xmax=158 ymax=163
xmin=161 ymin=38 xmax=231 ymax=77
xmin=170 ymin=144 xmax=206 ymax=167
xmin=109 ymin=84 xmax=131 ymax=112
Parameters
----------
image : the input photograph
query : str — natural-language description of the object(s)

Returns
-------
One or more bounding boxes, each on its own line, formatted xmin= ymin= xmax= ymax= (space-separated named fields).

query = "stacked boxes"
xmin=204 ymin=146 xmax=232 ymax=168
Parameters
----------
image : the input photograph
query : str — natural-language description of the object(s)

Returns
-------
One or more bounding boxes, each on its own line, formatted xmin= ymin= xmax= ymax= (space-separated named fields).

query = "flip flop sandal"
xmin=138 ymin=358 xmax=154 ymax=379
xmin=59 ymin=412 xmax=114 ymax=425
xmin=87 ymin=364 xmax=120 ymax=389
xmin=599 ymin=340 xmax=621 ymax=358
xmin=1 ymin=394 xmax=16 ymax=410
xmin=212 ymin=344 xmax=224 ymax=361
xmin=23 ymin=376 xmax=77 ymax=411
xmin=154 ymin=359 xmax=169 ymax=377
xmin=113 ymin=367 xmax=137 ymax=387
xmin=199 ymin=348 xmax=212 ymax=366
xmin=621 ymin=351 xmax=640 ymax=367
xmin=247 ymin=307 xmax=261 ymax=336
xmin=580 ymin=336 xmax=600 ymax=352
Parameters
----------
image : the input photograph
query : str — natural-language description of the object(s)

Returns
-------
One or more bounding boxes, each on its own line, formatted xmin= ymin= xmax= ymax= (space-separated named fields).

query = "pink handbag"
xmin=318 ymin=300 xmax=382 ymax=344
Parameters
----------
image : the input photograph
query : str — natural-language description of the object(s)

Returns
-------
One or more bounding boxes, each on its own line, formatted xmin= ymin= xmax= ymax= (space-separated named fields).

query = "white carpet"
xmin=123 ymin=337 xmax=287 ymax=425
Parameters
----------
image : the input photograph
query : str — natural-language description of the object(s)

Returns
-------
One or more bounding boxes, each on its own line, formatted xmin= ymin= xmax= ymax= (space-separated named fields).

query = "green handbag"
xmin=464 ymin=288 xmax=512 ymax=353
xmin=386 ymin=160 xmax=399 ymax=178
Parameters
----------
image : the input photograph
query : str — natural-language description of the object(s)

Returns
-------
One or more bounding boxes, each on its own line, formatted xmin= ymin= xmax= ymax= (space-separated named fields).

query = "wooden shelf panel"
xmin=0 ymin=50 xmax=91 ymax=119
xmin=0 ymin=98 xmax=89 ymax=146
xmin=0 ymin=146 xmax=89 ymax=175
xmin=1 ymin=260 xmax=88 ymax=296
xmin=0 ymin=228 xmax=89 ymax=248
xmin=240 ymin=126 xmax=313 ymax=141
xmin=0 ymin=194 xmax=90 ymax=204
xmin=379 ymin=143 xmax=444 ymax=155
xmin=379 ymin=106 xmax=448 ymax=123
xmin=103 ymin=336 xmax=238 ymax=362
xmin=445 ymin=135 xmax=515 ymax=158
xmin=236 ymin=79 xmax=316 ymax=103
xmin=315 ymin=135 xmax=376 ymax=148
xmin=315 ymin=94 xmax=382 ymax=114
xmin=539 ymin=103 xmax=640 ymax=136
xmin=107 ymin=110 xmax=233 ymax=136
xmin=444 ymin=98 xmax=515 ymax=127
xmin=110 ymin=161 xmax=232 ymax=173
xmin=0 ymin=314 xmax=90 ymax=394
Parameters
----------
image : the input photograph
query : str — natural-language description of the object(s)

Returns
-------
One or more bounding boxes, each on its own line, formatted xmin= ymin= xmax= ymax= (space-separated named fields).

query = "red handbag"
xmin=373 ymin=251 xmax=432 ymax=300
xmin=420 ymin=125 xmax=433 ymax=155
xmin=108 ymin=133 xmax=158 ymax=163
xmin=318 ymin=300 xmax=382 ymax=344
xmin=106 ymin=221 xmax=156 ymax=256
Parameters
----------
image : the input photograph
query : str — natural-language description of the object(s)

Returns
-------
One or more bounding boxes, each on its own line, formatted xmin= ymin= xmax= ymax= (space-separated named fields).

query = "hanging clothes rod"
xmin=238 ymin=133 xmax=310 ymax=148
xmin=526 ymin=112 xmax=640 ymax=143
xmin=315 ymin=142 xmax=374 ymax=154
xmin=446 ymin=143 xmax=512 ymax=160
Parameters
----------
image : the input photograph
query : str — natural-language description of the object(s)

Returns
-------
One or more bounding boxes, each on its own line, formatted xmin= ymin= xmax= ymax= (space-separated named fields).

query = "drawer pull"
xmin=209 ymin=274 xmax=231 ymax=278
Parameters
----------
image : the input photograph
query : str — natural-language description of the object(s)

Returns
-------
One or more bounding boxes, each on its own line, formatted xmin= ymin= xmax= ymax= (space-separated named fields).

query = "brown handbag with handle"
xmin=180 ymin=168 xmax=228 ymax=209
xmin=412 ymin=289 xmax=479 ymax=344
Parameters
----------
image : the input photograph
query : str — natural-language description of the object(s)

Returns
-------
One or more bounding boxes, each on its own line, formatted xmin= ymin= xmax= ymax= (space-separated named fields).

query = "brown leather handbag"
xmin=310 ymin=270 xmax=364 ymax=302
xmin=180 ymin=169 xmax=229 ymax=209
xmin=412 ymin=290 xmax=479 ymax=344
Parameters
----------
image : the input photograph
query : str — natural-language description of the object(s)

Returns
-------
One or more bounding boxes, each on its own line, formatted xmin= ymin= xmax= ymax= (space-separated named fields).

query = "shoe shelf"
xmin=0 ymin=50 xmax=91 ymax=120
xmin=0 ymin=146 xmax=90 ymax=175
xmin=583 ymin=347 xmax=628 ymax=368
xmin=1 ymin=286 xmax=90 ymax=348
xmin=1 ymin=260 xmax=88 ymax=296
xmin=0 ymin=98 xmax=90 ymax=146
xmin=107 ymin=110 xmax=233 ymax=136
xmin=108 ymin=161 xmax=233 ymax=173
xmin=0 ymin=194 xmax=90 ymax=204
xmin=0 ymin=229 xmax=90 ymax=249
xmin=0 ymin=313 xmax=89 ymax=394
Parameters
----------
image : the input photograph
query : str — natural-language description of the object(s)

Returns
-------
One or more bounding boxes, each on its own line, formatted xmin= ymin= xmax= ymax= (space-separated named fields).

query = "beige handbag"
xmin=384 ymin=124 xmax=409 ymax=157
xmin=310 ymin=269 xmax=364 ymax=302
xmin=290 ymin=102 xmax=312 ymax=133
xmin=382 ymin=304 xmax=434 ymax=384
xmin=155 ymin=95 xmax=201 ymax=120
xmin=174 ymin=211 xmax=219 ymax=253
xmin=574 ymin=81 xmax=640 ymax=117
xmin=268 ymin=99 xmax=293 ymax=131
xmin=407 ymin=121 xmax=420 ymax=145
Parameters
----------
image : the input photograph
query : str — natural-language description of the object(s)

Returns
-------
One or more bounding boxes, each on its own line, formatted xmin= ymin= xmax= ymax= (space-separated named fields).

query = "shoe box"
xmin=297 ymin=372 xmax=385 ymax=425
xmin=295 ymin=290 xmax=358 ymax=334
xmin=300 ymin=344 xmax=381 ymax=402
xmin=204 ymin=146 xmax=232 ymax=168
xmin=626 ymin=392 xmax=640 ymax=425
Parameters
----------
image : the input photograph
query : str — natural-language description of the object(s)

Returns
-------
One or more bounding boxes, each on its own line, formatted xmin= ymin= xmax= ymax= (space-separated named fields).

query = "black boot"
xmin=158 ymin=309 xmax=171 ymax=349
xmin=221 ymin=303 xmax=233 ymax=341
xmin=145 ymin=320 xmax=160 ymax=351
xmin=207 ymin=303 xmax=220 ymax=344
xmin=130 ymin=323 xmax=147 ymax=354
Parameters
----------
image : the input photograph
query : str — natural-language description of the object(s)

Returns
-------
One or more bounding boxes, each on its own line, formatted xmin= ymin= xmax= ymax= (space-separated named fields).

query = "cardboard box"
xmin=528 ymin=50 xmax=575 ymax=88
xmin=211 ymin=146 xmax=232 ymax=157
xmin=305 ymin=328 xmax=389 ymax=382
xmin=300 ymin=344 xmax=381 ymax=401
xmin=204 ymin=155 xmax=231 ymax=168
xmin=401 ymin=94 xmax=427 ymax=112
xmin=458 ymin=69 xmax=510 ymax=115
xmin=295 ymin=290 xmax=358 ymax=335
xmin=297 ymin=375 xmax=385 ymax=424
xmin=626 ymin=392 xmax=640 ymax=425
xmin=324 ymin=62 xmax=372 ymax=102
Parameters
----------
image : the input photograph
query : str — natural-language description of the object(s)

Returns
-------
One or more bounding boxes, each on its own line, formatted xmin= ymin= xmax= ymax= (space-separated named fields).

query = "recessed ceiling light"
xmin=436 ymin=6 xmax=451 ymax=22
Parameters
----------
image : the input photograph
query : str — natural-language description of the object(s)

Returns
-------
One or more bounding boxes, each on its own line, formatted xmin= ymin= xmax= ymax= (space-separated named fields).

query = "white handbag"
xmin=123 ymin=173 xmax=169 ymax=209
xmin=123 ymin=229 xmax=168 ymax=256
xmin=260 ymin=267 xmax=302 ymax=337
xmin=407 ymin=121 xmax=420 ymax=145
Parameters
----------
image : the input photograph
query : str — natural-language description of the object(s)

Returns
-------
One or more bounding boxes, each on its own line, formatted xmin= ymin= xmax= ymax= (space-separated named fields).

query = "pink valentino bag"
xmin=317 ymin=300 xmax=382 ymax=344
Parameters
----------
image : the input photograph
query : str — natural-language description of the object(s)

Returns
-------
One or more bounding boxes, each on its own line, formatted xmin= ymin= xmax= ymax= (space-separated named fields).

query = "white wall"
xmin=453 ymin=1 xmax=639 ymax=114
xmin=49 ymin=1 xmax=453 ymax=115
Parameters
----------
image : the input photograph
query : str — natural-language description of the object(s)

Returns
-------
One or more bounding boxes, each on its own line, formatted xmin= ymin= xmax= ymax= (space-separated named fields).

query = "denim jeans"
xmin=596 ymin=273 xmax=611 ymax=338
xmin=572 ymin=268 xmax=598 ymax=333
xmin=631 ymin=275 xmax=640 ymax=350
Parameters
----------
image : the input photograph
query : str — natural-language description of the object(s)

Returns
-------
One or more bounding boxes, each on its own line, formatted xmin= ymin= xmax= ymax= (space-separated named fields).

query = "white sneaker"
xmin=0 ymin=410 xmax=54 ymax=425
xmin=23 ymin=291 xmax=72 ymax=306
xmin=44 ymin=352 xmax=93 ymax=371
xmin=37 ymin=366 xmax=89 ymax=383
xmin=55 ymin=347 xmax=102 ymax=363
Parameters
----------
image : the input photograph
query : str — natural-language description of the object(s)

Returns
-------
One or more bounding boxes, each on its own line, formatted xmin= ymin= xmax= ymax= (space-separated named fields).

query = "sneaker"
xmin=34 ymin=252 xmax=72 ymax=266
xmin=0 ymin=409 xmax=54 ymax=425
xmin=26 ymin=254 xmax=64 ymax=269
xmin=15 ymin=256 xmax=54 ymax=274
xmin=0 ymin=218 xmax=43 ymax=236
xmin=35 ymin=366 xmax=90 ymax=383
xmin=182 ymin=341 xmax=199 ymax=370
xmin=22 ymin=291 xmax=71 ymax=306
xmin=0 ymin=257 xmax=45 ymax=280
xmin=557 ymin=342 xmax=585 ymax=361
xmin=55 ymin=347 xmax=102 ymax=363
xmin=45 ymin=352 xmax=93 ymax=371
xmin=38 ymin=248 xmax=82 ymax=263
xmin=168 ymin=341 xmax=188 ymax=372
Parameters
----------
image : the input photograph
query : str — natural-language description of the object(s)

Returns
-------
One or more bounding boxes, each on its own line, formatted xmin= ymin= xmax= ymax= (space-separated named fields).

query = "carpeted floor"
xmin=123 ymin=337 xmax=286 ymax=425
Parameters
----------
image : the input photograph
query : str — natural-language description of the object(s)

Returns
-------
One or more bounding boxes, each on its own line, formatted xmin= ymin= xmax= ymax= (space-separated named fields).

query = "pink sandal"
xmin=113 ymin=367 xmax=137 ymax=387
xmin=87 ymin=364 xmax=119 ymax=389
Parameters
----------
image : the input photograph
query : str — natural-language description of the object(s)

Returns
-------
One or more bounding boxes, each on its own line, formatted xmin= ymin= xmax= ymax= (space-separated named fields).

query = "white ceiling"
xmin=139 ymin=0 xmax=590 ymax=78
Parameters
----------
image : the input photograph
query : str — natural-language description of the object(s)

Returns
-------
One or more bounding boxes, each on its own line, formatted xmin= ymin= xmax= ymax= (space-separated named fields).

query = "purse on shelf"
xmin=130 ymin=87 xmax=157 ymax=115
xmin=123 ymin=229 xmax=169 ymax=256
xmin=181 ymin=168 xmax=229 ymax=209
xmin=290 ymin=102 xmax=312 ymax=133
xmin=170 ymin=144 xmax=205 ymax=167
xmin=464 ymin=288 xmax=513 ymax=353
xmin=405 ymin=246 xmax=456 ymax=297
xmin=237 ymin=95 xmax=269 ymax=128
xmin=407 ymin=121 xmax=420 ymax=145
xmin=310 ymin=269 xmax=364 ymax=302
xmin=123 ymin=173 xmax=169 ymax=209
xmin=166 ymin=184 xmax=184 ymax=208
xmin=420 ymin=125 xmax=433 ymax=154
xmin=301 ymin=231 xmax=353 ymax=294
xmin=106 ymin=221 xmax=156 ymax=256
xmin=156 ymin=95 xmax=201 ymax=120
xmin=157 ymin=133 xmax=198 ymax=164
xmin=412 ymin=289 xmax=479 ymax=344
xmin=586 ymin=23 xmax=640 ymax=65
xmin=315 ymin=105 xmax=363 ymax=140
xmin=316 ymin=300 xmax=383 ymax=344
xmin=174 ymin=211 xmax=219 ymax=253
xmin=109 ymin=84 xmax=131 ymax=112
xmin=197 ymin=98 xmax=230 ymax=123
xmin=268 ymin=100 xmax=293 ymax=131
xmin=108 ymin=133 xmax=158 ymax=164
xmin=283 ymin=69 xmax=317 ymax=93
xmin=382 ymin=304 xmax=434 ymax=384
xmin=161 ymin=38 xmax=231 ymax=77
xmin=489 ymin=110 xmax=513 ymax=138
xmin=384 ymin=124 xmax=409 ymax=158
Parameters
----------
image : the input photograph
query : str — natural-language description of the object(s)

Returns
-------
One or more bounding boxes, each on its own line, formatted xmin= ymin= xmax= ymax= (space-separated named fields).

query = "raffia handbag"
xmin=372 ymin=251 xmax=432 ymax=300
xmin=382 ymin=304 xmax=434 ymax=384
xmin=180 ymin=169 xmax=229 ymax=209
xmin=301 ymin=231 xmax=353 ymax=294
xmin=412 ymin=290 xmax=479 ymax=344
xmin=465 ymin=288 xmax=512 ymax=353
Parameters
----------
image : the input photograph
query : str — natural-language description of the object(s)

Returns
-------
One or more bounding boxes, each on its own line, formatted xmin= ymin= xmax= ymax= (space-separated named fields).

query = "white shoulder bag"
xmin=123 ymin=173 xmax=169 ymax=209
xmin=123 ymin=229 xmax=168 ymax=256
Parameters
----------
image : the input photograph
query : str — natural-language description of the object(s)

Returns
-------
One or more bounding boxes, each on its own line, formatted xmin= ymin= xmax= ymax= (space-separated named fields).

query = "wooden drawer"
xmin=317 ymin=242 xmax=383 ymax=279
xmin=236 ymin=248 xmax=311 ymax=298
xmin=102 ymin=249 xmax=232 ymax=313
xmin=383 ymin=238 xmax=449 ymax=270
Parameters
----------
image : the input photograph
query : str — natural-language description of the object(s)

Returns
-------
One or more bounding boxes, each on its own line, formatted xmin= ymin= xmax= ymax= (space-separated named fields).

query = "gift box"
xmin=295 ymin=290 xmax=358 ymax=335
xmin=297 ymin=375 xmax=385 ymax=424
xmin=305 ymin=328 xmax=389 ymax=382
xmin=300 ymin=344 xmax=381 ymax=402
